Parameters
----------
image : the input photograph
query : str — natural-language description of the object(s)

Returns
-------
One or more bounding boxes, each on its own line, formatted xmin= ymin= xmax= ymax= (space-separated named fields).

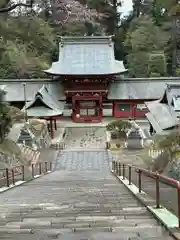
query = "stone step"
xmin=0 ymin=148 xmax=174 ymax=240
xmin=0 ymin=225 xmax=165 ymax=233
xmin=12 ymin=210 xmax=150 ymax=218
xmin=4 ymin=218 xmax=158 ymax=229
xmin=0 ymin=233 xmax=174 ymax=240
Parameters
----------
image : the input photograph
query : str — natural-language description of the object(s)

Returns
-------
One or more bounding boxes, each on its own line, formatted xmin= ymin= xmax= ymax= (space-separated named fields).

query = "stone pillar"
xmin=126 ymin=128 xmax=143 ymax=149
xmin=54 ymin=119 xmax=57 ymax=131
xmin=50 ymin=119 xmax=54 ymax=139
xmin=99 ymin=96 xmax=103 ymax=122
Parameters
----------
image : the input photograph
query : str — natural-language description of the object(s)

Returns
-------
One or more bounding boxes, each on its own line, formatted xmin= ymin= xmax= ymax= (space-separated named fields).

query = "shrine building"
xmin=1 ymin=36 xmax=180 ymax=137
xmin=145 ymin=83 xmax=180 ymax=135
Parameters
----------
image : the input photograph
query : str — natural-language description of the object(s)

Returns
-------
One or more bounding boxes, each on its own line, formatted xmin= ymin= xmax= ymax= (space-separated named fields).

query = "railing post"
xmin=138 ymin=169 xmax=142 ymax=193
xmin=156 ymin=173 xmax=160 ymax=208
xmin=39 ymin=163 xmax=42 ymax=175
xmin=45 ymin=162 xmax=48 ymax=173
xmin=5 ymin=168 xmax=9 ymax=187
xmin=32 ymin=164 xmax=34 ymax=178
xmin=115 ymin=162 xmax=118 ymax=175
xmin=112 ymin=161 xmax=115 ymax=171
xmin=21 ymin=165 xmax=25 ymax=181
xmin=50 ymin=162 xmax=52 ymax=171
xmin=123 ymin=164 xmax=125 ymax=180
xmin=177 ymin=182 xmax=180 ymax=228
xmin=128 ymin=165 xmax=132 ymax=185
xmin=11 ymin=169 xmax=15 ymax=185
xmin=118 ymin=162 xmax=121 ymax=176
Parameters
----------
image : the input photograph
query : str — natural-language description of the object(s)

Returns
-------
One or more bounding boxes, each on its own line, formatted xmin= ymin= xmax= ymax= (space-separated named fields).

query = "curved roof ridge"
xmin=26 ymin=84 xmax=53 ymax=110
xmin=35 ymin=84 xmax=48 ymax=97
xmin=44 ymin=35 xmax=127 ymax=76
xmin=60 ymin=35 xmax=113 ymax=44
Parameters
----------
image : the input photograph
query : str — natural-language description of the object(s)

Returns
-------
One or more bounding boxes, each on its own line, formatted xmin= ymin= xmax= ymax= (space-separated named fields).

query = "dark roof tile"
xmin=145 ymin=100 xmax=178 ymax=134
xmin=44 ymin=36 xmax=126 ymax=75
xmin=108 ymin=80 xmax=180 ymax=100
xmin=23 ymin=85 xmax=64 ymax=117
xmin=0 ymin=81 xmax=65 ymax=102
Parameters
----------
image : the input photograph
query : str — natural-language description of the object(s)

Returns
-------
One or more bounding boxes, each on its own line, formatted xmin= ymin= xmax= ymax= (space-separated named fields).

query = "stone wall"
xmin=28 ymin=119 xmax=51 ymax=149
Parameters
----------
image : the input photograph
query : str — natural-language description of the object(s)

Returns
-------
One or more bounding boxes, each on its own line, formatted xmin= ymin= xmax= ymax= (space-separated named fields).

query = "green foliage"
xmin=126 ymin=51 xmax=149 ymax=77
xmin=125 ymin=0 xmax=180 ymax=76
xmin=0 ymin=14 xmax=55 ymax=78
xmin=0 ymin=0 xmax=119 ymax=78
xmin=0 ymin=101 xmax=12 ymax=143
xmin=170 ymin=3 xmax=180 ymax=16
xmin=107 ymin=120 xmax=131 ymax=140
xmin=60 ymin=21 xmax=102 ymax=36
xmin=86 ymin=0 xmax=121 ymax=37
xmin=106 ymin=120 xmax=131 ymax=132
xmin=176 ymin=67 xmax=180 ymax=76
xmin=124 ymin=16 xmax=168 ymax=77
xmin=0 ymin=0 xmax=176 ymax=79
xmin=152 ymin=130 xmax=180 ymax=160
xmin=148 ymin=52 xmax=167 ymax=76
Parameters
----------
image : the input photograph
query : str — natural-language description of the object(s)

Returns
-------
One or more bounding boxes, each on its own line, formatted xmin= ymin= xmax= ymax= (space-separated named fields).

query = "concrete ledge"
xmin=0 ymin=171 xmax=52 ymax=195
xmin=111 ymin=170 xmax=180 ymax=240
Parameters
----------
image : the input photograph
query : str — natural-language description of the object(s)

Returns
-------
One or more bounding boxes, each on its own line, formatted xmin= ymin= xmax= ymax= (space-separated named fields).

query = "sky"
xmin=120 ymin=0 xmax=133 ymax=15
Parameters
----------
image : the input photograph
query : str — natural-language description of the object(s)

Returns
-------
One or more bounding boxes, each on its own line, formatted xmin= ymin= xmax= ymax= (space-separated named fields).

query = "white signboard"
xmin=136 ymin=104 xmax=147 ymax=111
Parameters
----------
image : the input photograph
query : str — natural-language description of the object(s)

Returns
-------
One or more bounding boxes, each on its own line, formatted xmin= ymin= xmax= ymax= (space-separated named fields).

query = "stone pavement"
xmin=0 ymin=149 xmax=173 ymax=239
xmin=56 ymin=117 xmax=150 ymax=128
xmin=63 ymin=127 xmax=106 ymax=150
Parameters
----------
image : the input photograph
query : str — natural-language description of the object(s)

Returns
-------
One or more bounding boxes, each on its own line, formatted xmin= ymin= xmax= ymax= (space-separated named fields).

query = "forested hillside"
xmin=0 ymin=0 xmax=180 ymax=78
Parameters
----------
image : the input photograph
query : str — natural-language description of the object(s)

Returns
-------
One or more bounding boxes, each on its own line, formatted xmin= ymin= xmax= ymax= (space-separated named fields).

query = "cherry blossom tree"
xmin=51 ymin=0 xmax=100 ymax=25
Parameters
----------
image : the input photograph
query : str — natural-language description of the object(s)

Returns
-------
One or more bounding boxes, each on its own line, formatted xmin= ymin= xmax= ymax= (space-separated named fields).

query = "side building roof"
xmin=108 ymin=78 xmax=180 ymax=100
xmin=44 ymin=36 xmax=127 ymax=76
xmin=143 ymin=81 xmax=180 ymax=134
xmin=0 ymin=79 xmax=65 ymax=102
xmin=22 ymin=85 xmax=64 ymax=117
xmin=1 ymin=77 xmax=180 ymax=103
xmin=161 ymin=83 xmax=180 ymax=113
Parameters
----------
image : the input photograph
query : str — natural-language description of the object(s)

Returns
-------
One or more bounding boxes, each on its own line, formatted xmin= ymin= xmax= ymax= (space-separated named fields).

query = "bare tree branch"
xmin=0 ymin=0 xmax=34 ymax=13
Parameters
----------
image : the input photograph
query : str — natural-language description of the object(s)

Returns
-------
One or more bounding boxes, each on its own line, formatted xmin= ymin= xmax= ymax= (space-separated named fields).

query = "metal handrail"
xmin=112 ymin=161 xmax=180 ymax=228
xmin=0 ymin=161 xmax=52 ymax=188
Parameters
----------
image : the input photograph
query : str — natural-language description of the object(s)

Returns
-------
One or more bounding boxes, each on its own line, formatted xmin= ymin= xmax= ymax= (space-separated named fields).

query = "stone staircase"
xmin=0 ymin=149 xmax=174 ymax=239
xmin=0 ymin=201 xmax=170 ymax=240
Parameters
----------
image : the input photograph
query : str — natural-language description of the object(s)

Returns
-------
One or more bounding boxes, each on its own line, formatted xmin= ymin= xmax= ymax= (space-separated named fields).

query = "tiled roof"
xmin=0 ymin=81 xmax=65 ymax=102
xmin=145 ymin=112 xmax=173 ymax=135
xmin=23 ymin=85 xmax=64 ymax=117
xmin=24 ymin=106 xmax=64 ymax=117
xmin=108 ymin=80 xmax=180 ymax=100
xmin=144 ymin=82 xmax=180 ymax=134
xmin=4 ymin=82 xmax=44 ymax=102
xmin=158 ymin=83 xmax=180 ymax=117
xmin=1 ymin=77 xmax=180 ymax=103
xmin=44 ymin=36 xmax=127 ymax=75
xmin=146 ymin=101 xmax=177 ymax=129
xmin=46 ymin=82 xmax=65 ymax=100
xmin=145 ymin=100 xmax=178 ymax=134
xmin=164 ymin=83 xmax=180 ymax=105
